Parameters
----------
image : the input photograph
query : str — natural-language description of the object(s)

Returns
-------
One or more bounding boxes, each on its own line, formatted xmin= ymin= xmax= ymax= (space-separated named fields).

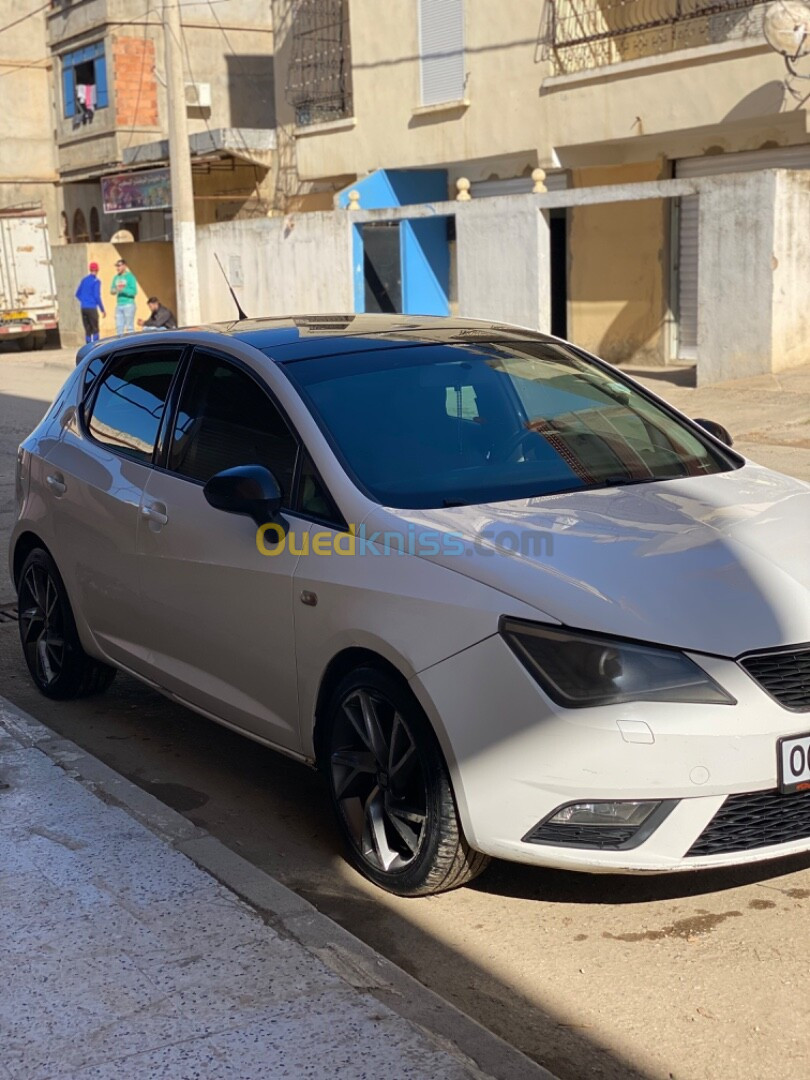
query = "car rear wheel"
xmin=17 ymin=548 xmax=116 ymax=700
xmin=322 ymin=666 xmax=490 ymax=896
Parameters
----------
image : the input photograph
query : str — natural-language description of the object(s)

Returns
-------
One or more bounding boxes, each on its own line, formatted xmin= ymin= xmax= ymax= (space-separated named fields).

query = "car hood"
xmin=365 ymin=464 xmax=810 ymax=657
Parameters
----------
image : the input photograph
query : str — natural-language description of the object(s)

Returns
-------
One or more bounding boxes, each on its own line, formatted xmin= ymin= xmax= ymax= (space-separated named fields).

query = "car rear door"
xmin=133 ymin=347 xmax=310 ymax=752
xmin=41 ymin=344 xmax=185 ymax=665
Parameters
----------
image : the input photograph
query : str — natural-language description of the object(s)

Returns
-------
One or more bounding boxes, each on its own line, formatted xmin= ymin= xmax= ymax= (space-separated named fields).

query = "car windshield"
xmin=279 ymin=339 xmax=734 ymax=509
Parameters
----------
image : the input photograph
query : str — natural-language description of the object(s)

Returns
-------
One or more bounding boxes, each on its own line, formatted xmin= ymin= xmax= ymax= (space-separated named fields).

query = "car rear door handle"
xmin=141 ymin=503 xmax=169 ymax=527
xmin=45 ymin=473 xmax=66 ymax=496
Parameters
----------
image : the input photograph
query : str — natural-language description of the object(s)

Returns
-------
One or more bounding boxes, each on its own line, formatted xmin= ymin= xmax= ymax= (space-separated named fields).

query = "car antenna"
xmin=214 ymin=253 xmax=248 ymax=321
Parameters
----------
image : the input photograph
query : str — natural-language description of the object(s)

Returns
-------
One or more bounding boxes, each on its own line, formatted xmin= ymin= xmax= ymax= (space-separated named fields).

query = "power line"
xmin=0 ymin=1 xmax=51 ymax=38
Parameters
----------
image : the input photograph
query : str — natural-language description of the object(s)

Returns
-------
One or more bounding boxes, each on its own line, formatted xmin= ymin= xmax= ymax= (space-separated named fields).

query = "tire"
xmin=17 ymin=548 xmax=116 ymax=700
xmin=17 ymin=334 xmax=35 ymax=352
xmin=32 ymin=331 xmax=47 ymax=351
xmin=321 ymin=665 xmax=490 ymax=896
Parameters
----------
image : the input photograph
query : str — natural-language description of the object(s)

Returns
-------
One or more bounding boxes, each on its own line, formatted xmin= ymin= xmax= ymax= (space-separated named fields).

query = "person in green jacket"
xmin=110 ymin=258 xmax=138 ymax=335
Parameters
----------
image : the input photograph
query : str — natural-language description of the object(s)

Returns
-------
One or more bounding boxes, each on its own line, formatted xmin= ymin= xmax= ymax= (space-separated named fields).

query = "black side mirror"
xmin=694 ymin=418 xmax=733 ymax=448
xmin=203 ymin=465 xmax=287 ymax=531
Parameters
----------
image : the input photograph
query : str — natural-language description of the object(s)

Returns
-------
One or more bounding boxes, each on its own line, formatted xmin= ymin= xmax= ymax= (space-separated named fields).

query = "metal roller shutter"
xmin=674 ymin=146 xmax=810 ymax=361
xmin=419 ymin=0 xmax=465 ymax=106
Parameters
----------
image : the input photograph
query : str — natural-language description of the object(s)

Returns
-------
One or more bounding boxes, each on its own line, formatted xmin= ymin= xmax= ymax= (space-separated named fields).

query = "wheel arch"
xmin=311 ymin=647 xmax=415 ymax=768
xmin=12 ymin=531 xmax=51 ymax=590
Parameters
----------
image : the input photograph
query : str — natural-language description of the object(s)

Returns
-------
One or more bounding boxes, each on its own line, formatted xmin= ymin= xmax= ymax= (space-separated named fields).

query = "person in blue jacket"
xmin=75 ymin=262 xmax=106 ymax=343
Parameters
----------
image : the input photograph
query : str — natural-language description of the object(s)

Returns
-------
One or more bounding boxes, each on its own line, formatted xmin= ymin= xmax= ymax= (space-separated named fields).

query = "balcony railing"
xmin=539 ymin=0 xmax=764 ymax=73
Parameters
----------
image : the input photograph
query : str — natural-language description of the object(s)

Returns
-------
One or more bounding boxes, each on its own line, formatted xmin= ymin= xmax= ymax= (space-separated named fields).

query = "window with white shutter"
xmin=419 ymin=0 xmax=465 ymax=106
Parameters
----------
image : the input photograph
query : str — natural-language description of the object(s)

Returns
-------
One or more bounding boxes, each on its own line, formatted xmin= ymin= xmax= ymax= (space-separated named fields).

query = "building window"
xmin=286 ymin=0 xmax=353 ymax=126
xmin=62 ymin=41 xmax=108 ymax=123
xmin=89 ymin=207 xmax=101 ymax=241
xmin=418 ymin=0 xmax=465 ymax=106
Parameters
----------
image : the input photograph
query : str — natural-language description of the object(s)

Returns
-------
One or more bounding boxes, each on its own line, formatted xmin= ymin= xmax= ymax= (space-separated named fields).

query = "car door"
xmin=133 ymin=347 xmax=310 ymax=752
xmin=42 ymin=344 xmax=185 ymax=666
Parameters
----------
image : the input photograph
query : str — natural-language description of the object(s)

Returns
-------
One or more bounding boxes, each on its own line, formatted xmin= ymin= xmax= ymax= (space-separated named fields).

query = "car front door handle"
xmin=45 ymin=473 xmax=66 ymax=496
xmin=141 ymin=503 xmax=169 ymax=527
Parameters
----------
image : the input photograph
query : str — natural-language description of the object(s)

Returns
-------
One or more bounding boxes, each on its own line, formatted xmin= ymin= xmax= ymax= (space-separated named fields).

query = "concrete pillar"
xmin=697 ymin=169 xmax=810 ymax=384
xmin=456 ymin=196 xmax=551 ymax=332
xmin=771 ymin=169 xmax=810 ymax=374
xmin=163 ymin=0 xmax=200 ymax=327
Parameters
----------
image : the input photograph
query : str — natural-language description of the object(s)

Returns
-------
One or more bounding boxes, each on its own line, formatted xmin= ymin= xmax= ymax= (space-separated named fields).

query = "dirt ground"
xmin=1 ymin=346 xmax=809 ymax=1080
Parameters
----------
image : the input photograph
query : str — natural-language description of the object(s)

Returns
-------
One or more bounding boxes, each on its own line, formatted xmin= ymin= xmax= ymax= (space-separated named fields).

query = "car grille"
xmin=741 ymin=647 xmax=810 ymax=711
xmin=687 ymin=787 xmax=810 ymax=857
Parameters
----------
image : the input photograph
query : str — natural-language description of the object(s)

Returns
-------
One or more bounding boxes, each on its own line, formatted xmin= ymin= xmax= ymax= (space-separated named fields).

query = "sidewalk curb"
xmin=0 ymin=695 xmax=557 ymax=1080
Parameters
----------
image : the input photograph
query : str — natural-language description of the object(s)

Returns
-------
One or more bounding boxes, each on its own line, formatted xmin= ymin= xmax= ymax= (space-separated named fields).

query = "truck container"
xmin=0 ymin=210 xmax=59 ymax=350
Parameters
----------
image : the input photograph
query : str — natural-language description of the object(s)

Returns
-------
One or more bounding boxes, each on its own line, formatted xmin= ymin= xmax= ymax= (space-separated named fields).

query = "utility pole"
xmin=163 ymin=0 xmax=200 ymax=325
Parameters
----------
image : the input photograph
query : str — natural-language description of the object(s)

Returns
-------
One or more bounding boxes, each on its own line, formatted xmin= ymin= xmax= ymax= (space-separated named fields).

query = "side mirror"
xmin=694 ymin=418 xmax=733 ymax=448
xmin=203 ymin=465 xmax=287 ymax=531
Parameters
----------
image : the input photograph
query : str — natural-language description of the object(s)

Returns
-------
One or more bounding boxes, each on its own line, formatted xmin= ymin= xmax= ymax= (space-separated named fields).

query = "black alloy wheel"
xmin=323 ymin=665 xmax=489 ymax=896
xmin=17 ymin=548 xmax=116 ymax=700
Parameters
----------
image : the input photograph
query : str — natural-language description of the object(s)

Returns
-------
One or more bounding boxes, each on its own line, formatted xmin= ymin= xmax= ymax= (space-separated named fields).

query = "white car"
xmin=11 ymin=315 xmax=810 ymax=895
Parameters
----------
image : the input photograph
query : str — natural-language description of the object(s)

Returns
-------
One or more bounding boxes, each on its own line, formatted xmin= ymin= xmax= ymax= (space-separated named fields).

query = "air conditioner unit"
xmin=185 ymin=82 xmax=211 ymax=108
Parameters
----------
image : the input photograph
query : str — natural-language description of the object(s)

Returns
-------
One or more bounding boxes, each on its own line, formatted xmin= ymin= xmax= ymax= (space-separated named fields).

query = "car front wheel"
xmin=322 ymin=665 xmax=489 ymax=896
xmin=17 ymin=548 xmax=116 ymax=700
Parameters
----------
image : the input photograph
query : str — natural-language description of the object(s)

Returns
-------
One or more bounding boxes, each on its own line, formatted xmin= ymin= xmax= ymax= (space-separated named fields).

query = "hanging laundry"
xmin=76 ymin=83 xmax=95 ymax=123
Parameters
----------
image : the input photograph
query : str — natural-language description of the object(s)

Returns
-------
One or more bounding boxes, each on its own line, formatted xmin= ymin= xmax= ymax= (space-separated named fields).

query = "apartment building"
xmin=274 ymin=0 xmax=810 ymax=366
xmin=0 ymin=2 xmax=60 ymax=233
xmin=8 ymin=0 xmax=275 ymax=247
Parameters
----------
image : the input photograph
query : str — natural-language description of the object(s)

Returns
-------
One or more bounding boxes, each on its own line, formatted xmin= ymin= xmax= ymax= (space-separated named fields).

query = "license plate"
xmin=778 ymin=734 xmax=810 ymax=793
xmin=4 ymin=311 xmax=29 ymax=320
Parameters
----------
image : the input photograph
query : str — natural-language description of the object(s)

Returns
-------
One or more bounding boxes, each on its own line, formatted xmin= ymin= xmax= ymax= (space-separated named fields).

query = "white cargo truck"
xmin=0 ymin=210 xmax=59 ymax=350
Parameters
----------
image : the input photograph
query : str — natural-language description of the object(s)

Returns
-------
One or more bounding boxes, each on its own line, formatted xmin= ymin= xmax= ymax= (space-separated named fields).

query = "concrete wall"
xmin=52 ymin=241 xmax=176 ymax=347
xmin=568 ymin=160 xmax=669 ymax=365
xmin=697 ymin=169 xmax=810 ymax=384
xmin=196 ymin=214 xmax=352 ymax=323
xmin=196 ymin=198 xmax=551 ymax=332
xmin=771 ymin=170 xmax=810 ymax=375
xmin=455 ymin=198 xmax=550 ymax=331
xmin=697 ymin=171 xmax=774 ymax=383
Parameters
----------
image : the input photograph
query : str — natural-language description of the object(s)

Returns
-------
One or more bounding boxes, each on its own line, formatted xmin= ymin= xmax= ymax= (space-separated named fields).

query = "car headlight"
xmin=500 ymin=618 xmax=735 ymax=707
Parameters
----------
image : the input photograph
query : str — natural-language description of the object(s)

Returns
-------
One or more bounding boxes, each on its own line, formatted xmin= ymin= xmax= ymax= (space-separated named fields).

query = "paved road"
xmin=2 ymin=348 xmax=810 ymax=1080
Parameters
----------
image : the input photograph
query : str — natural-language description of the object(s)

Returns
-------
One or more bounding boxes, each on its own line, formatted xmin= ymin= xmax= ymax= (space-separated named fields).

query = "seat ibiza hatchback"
xmin=11 ymin=315 xmax=810 ymax=895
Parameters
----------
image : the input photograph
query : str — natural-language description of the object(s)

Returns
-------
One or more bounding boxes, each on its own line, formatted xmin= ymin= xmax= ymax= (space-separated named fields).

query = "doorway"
xmin=550 ymin=209 xmax=567 ymax=339
xmin=363 ymin=222 xmax=402 ymax=313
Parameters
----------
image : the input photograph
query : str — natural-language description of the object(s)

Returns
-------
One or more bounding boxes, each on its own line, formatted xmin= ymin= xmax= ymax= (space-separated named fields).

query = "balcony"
xmin=538 ymin=0 xmax=765 ymax=74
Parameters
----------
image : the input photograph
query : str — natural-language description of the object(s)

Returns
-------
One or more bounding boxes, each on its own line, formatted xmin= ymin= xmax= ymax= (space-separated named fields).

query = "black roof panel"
xmin=218 ymin=313 xmax=553 ymax=361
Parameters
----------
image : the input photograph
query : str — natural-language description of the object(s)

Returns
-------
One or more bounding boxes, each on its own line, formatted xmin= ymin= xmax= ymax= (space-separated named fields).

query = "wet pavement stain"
xmin=786 ymin=888 xmax=810 ymax=899
xmin=603 ymin=910 xmax=743 ymax=942
xmin=574 ymin=934 xmax=588 ymax=942
xmin=136 ymin=779 xmax=210 ymax=812
xmin=749 ymin=898 xmax=777 ymax=910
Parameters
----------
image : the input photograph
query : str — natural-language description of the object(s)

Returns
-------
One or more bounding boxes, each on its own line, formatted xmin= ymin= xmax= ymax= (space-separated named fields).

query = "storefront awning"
xmin=122 ymin=128 xmax=276 ymax=169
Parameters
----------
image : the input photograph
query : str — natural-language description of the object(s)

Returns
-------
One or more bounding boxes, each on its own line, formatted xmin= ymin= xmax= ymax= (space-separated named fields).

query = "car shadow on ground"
xmin=472 ymin=849 xmax=810 ymax=905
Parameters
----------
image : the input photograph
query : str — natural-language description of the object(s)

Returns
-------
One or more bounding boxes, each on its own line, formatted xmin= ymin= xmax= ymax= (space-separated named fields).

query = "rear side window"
xmin=86 ymin=348 xmax=183 ymax=463
xmin=168 ymin=351 xmax=299 ymax=500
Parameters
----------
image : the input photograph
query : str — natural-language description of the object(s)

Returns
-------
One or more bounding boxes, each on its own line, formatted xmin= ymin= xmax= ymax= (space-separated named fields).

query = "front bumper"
xmin=412 ymin=633 xmax=810 ymax=873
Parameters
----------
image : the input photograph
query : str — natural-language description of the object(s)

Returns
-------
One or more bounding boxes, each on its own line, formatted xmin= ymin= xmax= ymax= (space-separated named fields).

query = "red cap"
xmin=89 ymin=262 xmax=99 ymax=271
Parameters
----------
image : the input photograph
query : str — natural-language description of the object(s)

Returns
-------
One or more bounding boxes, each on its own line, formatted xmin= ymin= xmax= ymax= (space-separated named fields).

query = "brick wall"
xmin=113 ymin=37 xmax=159 ymax=129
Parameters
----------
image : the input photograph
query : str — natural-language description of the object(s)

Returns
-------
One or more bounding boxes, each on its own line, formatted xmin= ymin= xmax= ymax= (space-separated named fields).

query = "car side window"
xmin=168 ymin=351 xmax=298 ymax=501
xmin=86 ymin=348 xmax=183 ymax=464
